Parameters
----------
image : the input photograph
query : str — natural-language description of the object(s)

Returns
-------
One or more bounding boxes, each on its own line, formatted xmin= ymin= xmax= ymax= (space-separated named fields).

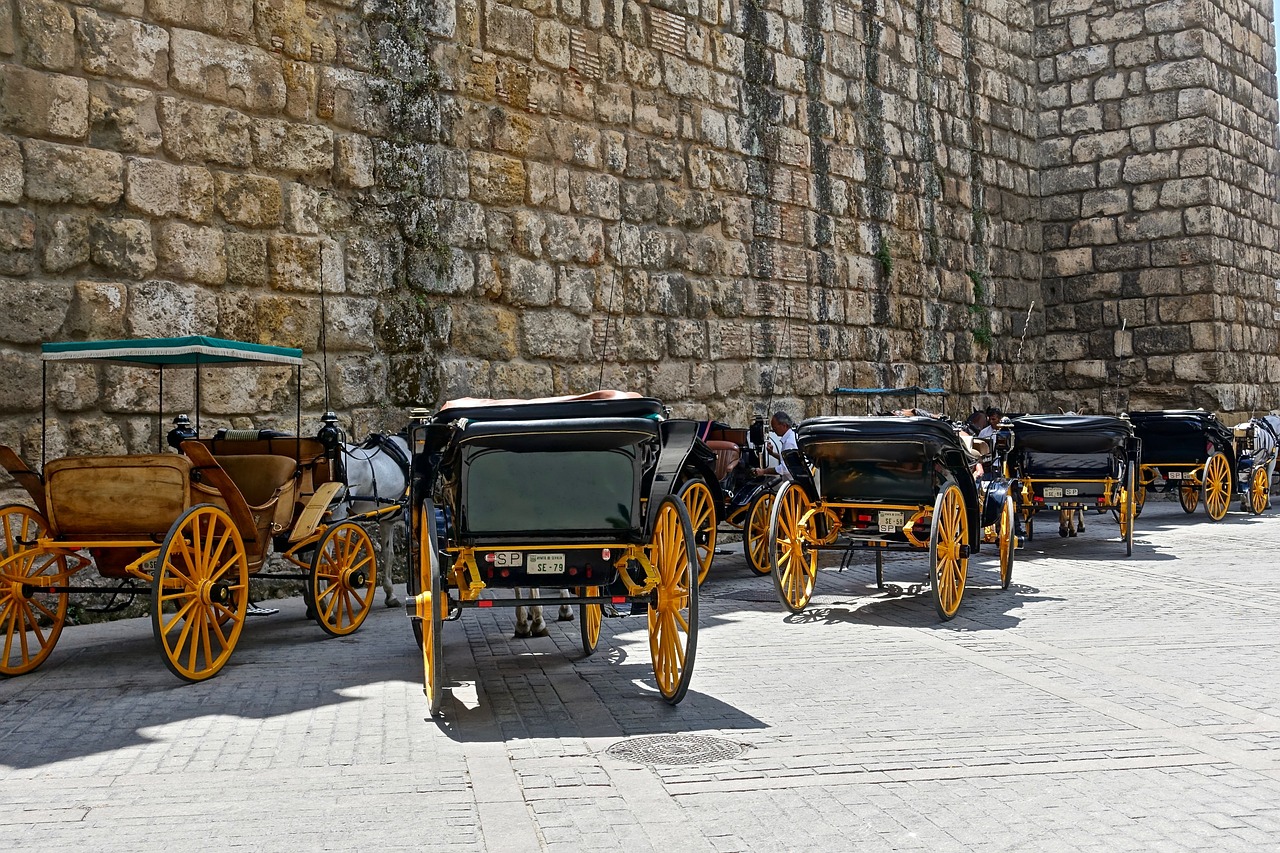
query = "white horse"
xmin=334 ymin=433 xmax=411 ymax=608
xmin=1234 ymin=415 xmax=1280 ymax=509
xmin=513 ymin=588 xmax=573 ymax=638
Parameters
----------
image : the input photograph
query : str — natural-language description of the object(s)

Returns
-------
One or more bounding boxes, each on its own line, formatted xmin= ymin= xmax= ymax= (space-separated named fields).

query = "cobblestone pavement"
xmin=4 ymin=499 xmax=1280 ymax=851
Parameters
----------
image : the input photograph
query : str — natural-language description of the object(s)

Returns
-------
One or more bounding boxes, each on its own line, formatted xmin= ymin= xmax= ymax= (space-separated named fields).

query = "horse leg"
xmin=556 ymin=588 xmax=573 ymax=622
xmin=378 ymin=518 xmax=402 ymax=608
xmin=513 ymin=589 xmax=548 ymax=638
xmin=1058 ymin=509 xmax=1070 ymax=537
xmin=1075 ymin=508 xmax=1085 ymax=533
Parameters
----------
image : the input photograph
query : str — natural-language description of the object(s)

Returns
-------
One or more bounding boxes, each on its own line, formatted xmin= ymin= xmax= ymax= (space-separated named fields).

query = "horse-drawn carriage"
xmin=695 ymin=417 xmax=781 ymax=576
xmin=765 ymin=415 xmax=1016 ymax=621
xmin=0 ymin=336 xmax=397 ymax=681
xmin=1005 ymin=414 xmax=1140 ymax=555
xmin=1233 ymin=415 xmax=1280 ymax=515
xmin=406 ymin=391 xmax=704 ymax=715
xmin=1125 ymin=410 xmax=1248 ymax=521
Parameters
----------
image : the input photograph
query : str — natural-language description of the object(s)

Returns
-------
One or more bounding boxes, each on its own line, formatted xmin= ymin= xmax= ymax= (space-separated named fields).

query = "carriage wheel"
xmin=1248 ymin=467 xmax=1270 ymax=515
xmin=929 ymin=482 xmax=968 ymax=621
xmin=308 ymin=521 xmax=377 ymax=637
xmin=0 ymin=505 xmax=67 ymax=676
xmin=152 ymin=505 xmax=248 ymax=683
xmin=768 ymin=482 xmax=817 ymax=613
xmin=579 ymin=585 xmax=601 ymax=655
xmin=1201 ymin=453 xmax=1232 ymax=521
xmin=743 ymin=490 xmax=774 ymax=576
xmin=647 ymin=495 xmax=698 ymax=705
xmin=1119 ymin=465 xmax=1135 ymax=557
xmin=1178 ymin=483 xmax=1199 ymax=514
xmin=417 ymin=501 xmax=445 ymax=716
xmin=678 ymin=479 xmax=716 ymax=585
xmin=998 ymin=495 xmax=1015 ymax=590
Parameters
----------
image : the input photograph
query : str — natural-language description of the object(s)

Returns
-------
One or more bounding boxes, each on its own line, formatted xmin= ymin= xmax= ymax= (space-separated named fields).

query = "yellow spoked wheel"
xmin=743 ymin=490 xmax=774 ymax=576
xmin=579 ymin=585 xmax=601 ymax=655
xmin=417 ymin=501 xmax=444 ymax=716
xmin=1201 ymin=453 xmax=1232 ymax=521
xmin=929 ymin=482 xmax=968 ymax=621
xmin=309 ymin=521 xmax=377 ymax=637
xmin=646 ymin=495 xmax=698 ymax=705
xmin=768 ymin=482 xmax=817 ymax=613
xmin=1249 ymin=467 xmax=1270 ymax=515
xmin=151 ymin=505 xmax=248 ymax=683
xmin=0 ymin=504 xmax=67 ymax=676
xmin=1119 ymin=465 xmax=1135 ymax=557
xmin=998 ymin=495 xmax=1015 ymax=590
xmin=678 ymin=479 xmax=716 ymax=585
xmin=1178 ymin=482 xmax=1199 ymax=514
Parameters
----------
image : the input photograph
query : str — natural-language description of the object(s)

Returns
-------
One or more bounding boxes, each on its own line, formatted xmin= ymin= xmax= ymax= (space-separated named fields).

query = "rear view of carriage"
xmin=1006 ymin=415 xmax=1140 ymax=555
xmin=1232 ymin=415 xmax=1280 ymax=515
xmin=1127 ymin=410 xmax=1236 ymax=521
xmin=765 ymin=416 xmax=1015 ymax=621
xmin=695 ymin=417 xmax=778 ymax=577
xmin=0 ymin=337 xmax=390 ymax=682
xmin=406 ymin=392 xmax=702 ymax=716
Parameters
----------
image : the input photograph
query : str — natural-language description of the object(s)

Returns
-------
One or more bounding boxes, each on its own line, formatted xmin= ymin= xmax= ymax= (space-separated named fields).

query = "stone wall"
xmin=1036 ymin=0 xmax=1280 ymax=416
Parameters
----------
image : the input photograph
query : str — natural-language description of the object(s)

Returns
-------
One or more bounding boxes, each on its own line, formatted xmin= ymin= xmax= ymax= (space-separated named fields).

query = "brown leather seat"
xmin=704 ymin=440 xmax=741 ymax=480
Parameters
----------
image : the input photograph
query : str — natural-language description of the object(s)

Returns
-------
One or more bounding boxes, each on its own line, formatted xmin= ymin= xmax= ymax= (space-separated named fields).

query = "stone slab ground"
xmin=2 ymin=499 xmax=1279 ymax=851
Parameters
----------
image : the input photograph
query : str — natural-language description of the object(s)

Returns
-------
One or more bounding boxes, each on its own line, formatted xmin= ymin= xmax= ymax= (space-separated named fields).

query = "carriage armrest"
xmin=0 ymin=444 xmax=46 ymax=516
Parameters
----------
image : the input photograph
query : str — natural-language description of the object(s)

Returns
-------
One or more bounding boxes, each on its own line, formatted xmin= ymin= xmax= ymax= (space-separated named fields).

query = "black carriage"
xmin=695 ymin=417 xmax=780 ymax=577
xmin=405 ymin=391 xmax=704 ymax=715
xmin=1233 ymin=415 xmax=1280 ymax=515
xmin=765 ymin=415 xmax=1016 ymax=621
xmin=1126 ymin=410 xmax=1235 ymax=520
xmin=1006 ymin=415 xmax=1140 ymax=555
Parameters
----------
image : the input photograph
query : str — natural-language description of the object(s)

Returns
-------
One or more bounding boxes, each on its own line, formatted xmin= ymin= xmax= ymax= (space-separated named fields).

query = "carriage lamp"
xmin=166 ymin=414 xmax=197 ymax=450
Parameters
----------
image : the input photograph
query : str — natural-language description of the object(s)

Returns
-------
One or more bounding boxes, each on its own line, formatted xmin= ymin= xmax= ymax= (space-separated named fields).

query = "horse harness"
xmin=345 ymin=433 xmax=411 ymax=507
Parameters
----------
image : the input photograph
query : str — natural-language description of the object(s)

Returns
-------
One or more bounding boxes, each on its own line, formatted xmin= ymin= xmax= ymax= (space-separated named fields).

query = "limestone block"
xmin=268 ymin=234 xmax=323 ymax=291
xmin=327 ymin=354 xmax=386 ymax=409
xmin=501 ymin=256 xmax=555 ymax=307
xmin=252 ymin=118 xmax=333 ymax=176
xmin=1155 ymin=117 xmax=1211 ymax=149
xmin=150 ymin=0 xmax=253 ymax=36
xmin=42 ymin=212 xmax=89 ymax=272
xmin=214 ymin=171 xmax=282 ymax=227
xmin=1146 ymin=58 xmax=1206 ymax=91
xmin=169 ymin=29 xmax=286 ymax=112
xmin=24 ymin=139 xmax=123 ymax=205
xmin=65 ymin=279 xmax=126 ymax=338
xmin=254 ymin=0 xmax=336 ymax=62
xmin=45 ymin=363 xmax=98 ymax=412
xmin=89 ymin=82 xmax=161 ymax=153
xmin=521 ymin=308 xmax=592 ymax=360
xmin=452 ymin=301 xmax=519 ymax=359
xmin=1121 ymin=152 xmax=1177 ymax=184
xmin=0 ymin=0 xmax=13 ymax=55
xmin=281 ymin=59 xmax=316 ymax=120
xmin=125 ymin=158 xmax=214 ymax=222
xmin=556 ymin=266 xmax=597 ymax=315
xmin=89 ymin=217 xmax=155 ymax=278
xmin=213 ymin=291 xmax=258 ymax=342
xmin=156 ymin=221 xmax=225 ymax=284
xmin=570 ymin=171 xmax=620 ymax=220
xmin=334 ymin=134 xmax=374 ymax=188
xmin=0 ymin=207 xmax=35 ymax=276
xmin=283 ymin=182 xmax=320 ymax=234
xmin=1146 ymin=0 xmax=1202 ymax=32
xmin=0 ymin=66 xmax=88 ymax=140
xmin=0 ymin=135 xmax=18 ymax=203
xmin=491 ymin=360 xmax=553 ymax=398
xmin=225 ymin=232 xmax=268 ymax=286
xmin=18 ymin=0 xmax=76 ymax=71
xmin=321 ymin=297 xmax=376 ymax=350
xmin=0 ymin=349 xmax=42 ymax=414
xmin=76 ymin=8 xmax=169 ymax=87
xmin=343 ymin=238 xmax=390 ymax=296
xmin=158 ymin=97 xmax=252 ymax=166
xmin=255 ymin=294 xmax=319 ymax=348
xmin=1043 ymin=247 xmax=1091 ymax=277
xmin=468 ymin=151 xmax=526 ymax=205
xmin=535 ymin=19 xmax=570 ymax=68
xmin=125 ymin=279 xmax=215 ymax=337
xmin=1056 ymin=44 xmax=1109 ymax=79
xmin=484 ymin=1 xmax=534 ymax=58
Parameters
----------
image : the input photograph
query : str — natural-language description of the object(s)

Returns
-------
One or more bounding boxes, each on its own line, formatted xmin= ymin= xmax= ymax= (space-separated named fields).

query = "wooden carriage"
xmin=406 ymin=391 xmax=703 ymax=715
xmin=765 ymin=415 xmax=1015 ymax=621
xmin=0 ymin=337 xmax=393 ymax=682
xmin=1126 ymin=410 xmax=1237 ymax=520
xmin=1005 ymin=414 xmax=1140 ymax=555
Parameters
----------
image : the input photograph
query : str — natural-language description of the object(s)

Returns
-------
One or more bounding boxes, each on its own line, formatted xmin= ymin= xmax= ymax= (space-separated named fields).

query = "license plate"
xmin=878 ymin=511 xmax=904 ymax=533
xmin=1043 ymin=487 xmax=1064 ymax=498
xmin=1166 ymin=471 xmax=1183 ymax=480
xmin=527 ymin=553 xmax=565 ymax=575
xmin=1064 ymin=488 xmax=1080 ymax=497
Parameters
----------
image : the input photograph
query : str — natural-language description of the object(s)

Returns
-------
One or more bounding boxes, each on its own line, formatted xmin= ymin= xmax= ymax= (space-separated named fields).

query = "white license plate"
xmin=1166 ymin=471 xmax=1183 ymax=480
xmin=878 ymin=511 xmax=904 ymax=533
xmin=1064 ymin=488 xmax=1080 ymax=497
xmin=1043 ymin=487 xmax=1064 ymax=498
xmin=526 ymin=553 xmax=565 ymax=575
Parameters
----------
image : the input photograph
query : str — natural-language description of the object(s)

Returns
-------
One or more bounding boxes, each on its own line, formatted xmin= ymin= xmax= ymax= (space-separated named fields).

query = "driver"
xmin=753 ymin=411 xmax=797 ymax=481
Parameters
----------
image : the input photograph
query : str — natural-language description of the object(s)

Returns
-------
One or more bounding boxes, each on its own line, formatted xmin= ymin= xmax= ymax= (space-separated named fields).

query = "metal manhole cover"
xmin=605 ymin=734 xmax=746 ymax=766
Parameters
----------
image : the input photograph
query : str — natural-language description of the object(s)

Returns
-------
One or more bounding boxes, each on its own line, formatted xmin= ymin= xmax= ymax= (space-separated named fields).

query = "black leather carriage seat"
xmin=704 ymin=439 xmax=741 ymax=480
xmin=1011 ymin=415 xmax=1133 ymax=478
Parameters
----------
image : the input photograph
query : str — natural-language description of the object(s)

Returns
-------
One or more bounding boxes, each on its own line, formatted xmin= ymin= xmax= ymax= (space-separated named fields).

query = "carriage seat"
xmin=704 ymin=440 xmax=741 ymax=480
xmin=44 ymin=454 xmax=193 ymax=537
xmin=191 ymin=453 xmax=299 ymax=550
xmin=958 ymin=433 xmax=990 ymax=461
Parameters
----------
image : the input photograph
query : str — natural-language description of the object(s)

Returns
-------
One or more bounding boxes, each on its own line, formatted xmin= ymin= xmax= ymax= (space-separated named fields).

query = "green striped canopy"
xmin=41 ymin=336 xmax=303 ymax=367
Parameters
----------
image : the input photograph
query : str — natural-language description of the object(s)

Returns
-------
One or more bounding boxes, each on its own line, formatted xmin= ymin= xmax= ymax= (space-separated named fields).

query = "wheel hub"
xmin=343 ymin=568 xmax=368 ymax=589
xmin=200 ymin=580 xmax=233 ymax=607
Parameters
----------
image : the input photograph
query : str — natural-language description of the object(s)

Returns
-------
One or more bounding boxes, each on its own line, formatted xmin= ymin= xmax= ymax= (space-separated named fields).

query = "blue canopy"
xmin=41 ymin=336 xmax=303 ymax=367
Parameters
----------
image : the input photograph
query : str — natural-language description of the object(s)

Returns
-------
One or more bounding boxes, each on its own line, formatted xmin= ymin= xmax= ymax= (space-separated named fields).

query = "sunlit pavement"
xmin=3 ymin=499 xmax=1280 ymax=851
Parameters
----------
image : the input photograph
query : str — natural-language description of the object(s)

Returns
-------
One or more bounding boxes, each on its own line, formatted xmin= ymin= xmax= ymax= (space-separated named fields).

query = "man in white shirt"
xmin=977 ymin=405 xmax=1002 ymax=442
xmin=753 ymin=411 xmax=797 ymax=480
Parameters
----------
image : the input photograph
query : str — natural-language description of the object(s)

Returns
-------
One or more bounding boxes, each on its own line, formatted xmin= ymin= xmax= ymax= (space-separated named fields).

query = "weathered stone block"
xmin=159 ymin=97 xmax=252 ymax=165
xmin=1121 ymin=153 xmax=1177 ymax=184
xmin=317 ymin=67 xmax=382 ymax=134
xmin=485 ymin=1 xmax=534 ymax=58
xmin=1146 ymin=58 xmax=1206 ymax=91
xmin=42 ymin=212 xmax=89 ymax=272
xmin=252 ymin=118 xmax=333 ymax=175
xmin=65 ymin=279 xmax=126 ymax=338
xmin=268 ymin=234 xmax=322 ymax=292
xmin=224 ymin=232 xmax=268 ymax=287
xmin=125 ymin=158 xmax=214 ymax=222
xmin=254 ymin=0 xmax=336 ymax=62
xmin=452 ymin=301 xmax=519 ymax=359
xmin=150 ymin=0 xmax=253 ymax=37
xmin=156 ymin=221 xmax=225 ymax=284
xmin=491 ymin=360 xmax=552 ymax=397
xmin=89 ymin=82 xmax=162 ymax=153
xmin=535 ymin=19 xmax=570 ymax=69
xmin=0 ymin=207 xmax=35 ymax=275
xmin=89 ymin=217 xmax=155 ymax=278
xmin=501 ymin=256 xmax=554 ymax=306
xmin=334 ymin=135 xmax=374 ymax=188
xmin=24 ymin=139 xmax=123 ymax=205
xmin=0 ymin=134 xmax=18 ymax=203
xmin=255 ymin=294 xmax=319 ymax=349
xmin=0 ymin=66 xmax=88 ymax=140
xmin=469 ymin=151 xmax=526 ymax=205
xmin=126 ymin=279 xmax=216 ymax=337
xmin=0 ymin=350 xmax=42 ymax=414
xmin=327 ymin=354 xmax=386 ymax=408
xmin=1146 ymin=0 xmax=1202 ymax=32
xmin=18 ymin=0 xmax=76 ymax=70
xmin=169 ymin=29 xmax=286 ymax=112
xmin=570 ymin=171 xmax=620 ymax=220
xmin=214 ymin=171 xmax=282 ymax=227
xmin=76 ymin=8 xmax=169 ymax=87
